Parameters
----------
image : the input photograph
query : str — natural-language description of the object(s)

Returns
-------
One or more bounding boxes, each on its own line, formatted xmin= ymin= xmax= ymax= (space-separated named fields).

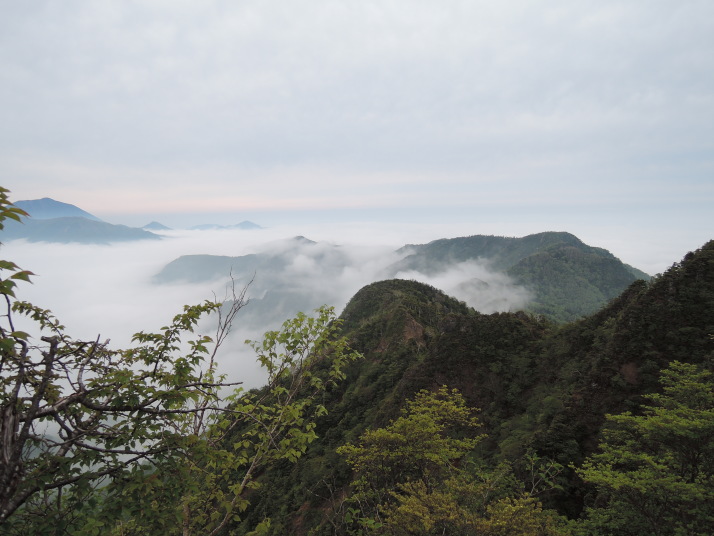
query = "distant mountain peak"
xmin=292 ymin=235 xmax=317 ymax=244
xmin=142 ymin=221 xmax=172 ymax=231
xmin=235 ymin=221 xmax=262 ymax=230
xmin=14 ymin=198 xmax=102 ymax=222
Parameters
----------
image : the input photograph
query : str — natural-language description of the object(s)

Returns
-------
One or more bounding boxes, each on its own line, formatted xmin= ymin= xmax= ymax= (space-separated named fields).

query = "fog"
xmin=5 ymin=215 xmax=710 ymax=390
xmin=394 ymin=260 xmax=533 ymax=314
xmin=2 ymin=224 xmax=541 ymax=388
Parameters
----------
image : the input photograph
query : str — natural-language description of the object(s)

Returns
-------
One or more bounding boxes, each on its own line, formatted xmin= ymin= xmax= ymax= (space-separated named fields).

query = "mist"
xmin=2 ymin=223 xmax=543 ymax=387
xmin=394 ymin=260 xmax=533 ymax=314
xmin=8 ymin=214 xmax=706 ymax=390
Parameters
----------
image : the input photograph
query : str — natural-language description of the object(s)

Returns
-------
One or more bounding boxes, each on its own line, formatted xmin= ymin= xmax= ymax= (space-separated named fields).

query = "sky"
xmin=2 ymin=1 xmax=713 ymax=273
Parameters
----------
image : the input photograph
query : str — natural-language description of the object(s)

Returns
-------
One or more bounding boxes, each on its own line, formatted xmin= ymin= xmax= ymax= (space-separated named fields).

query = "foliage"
xmin=0 ymin=285 xmax=245 ymax=532
xmin=0 ymin=187 xmax=361 ymax=534
xmin=577 ymin=361 xmax=714 ymax=536
xmin=336 ymin=387 xmax=566 ymax=536
xmin=507 ymin=245 xmax=640 ymax=323
xmin=96 ymin=306 xmax=361 ymax=536
xmin=338 ymin=387 xmax=483 ymax=516
xmin=336 ymin=387 xmax=480 ymax=534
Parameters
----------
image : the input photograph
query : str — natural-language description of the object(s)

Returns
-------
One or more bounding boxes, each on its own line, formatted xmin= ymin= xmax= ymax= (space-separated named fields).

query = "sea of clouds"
xmin=3 ymin=223 xmax=535 ymax=387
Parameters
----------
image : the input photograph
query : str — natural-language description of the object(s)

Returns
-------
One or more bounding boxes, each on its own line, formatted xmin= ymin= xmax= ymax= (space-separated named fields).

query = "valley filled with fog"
xmin=4 ymin=225 xmax=536 ymax=388
xmin=5 ymin=215 xmax=704 ymax=390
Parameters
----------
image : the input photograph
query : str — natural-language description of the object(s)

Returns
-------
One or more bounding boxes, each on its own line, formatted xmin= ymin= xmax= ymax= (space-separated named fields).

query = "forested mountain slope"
xmin=231 ymin=240 xmax=713 ymax=534
xmin=156 ymin=231 xmax=649 ymax=326
xmin=390 ymin=231 xmax=650 ymax=322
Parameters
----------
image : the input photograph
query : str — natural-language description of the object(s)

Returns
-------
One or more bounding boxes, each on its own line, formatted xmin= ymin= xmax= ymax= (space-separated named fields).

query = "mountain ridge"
xmin=14 ymin=197 xmax=103 ymax=221
xmin=156 ymin=231 xmax=649 ymax=324
xmin=5 ymin=197 xmax=161 ymax=244
xmin=229 ymin=239 xmax=713 ymax=534
xmin=388 ymin=231 xmax=650 ymax=322
xmin=2 ymin=216 xmax=161 ymax=244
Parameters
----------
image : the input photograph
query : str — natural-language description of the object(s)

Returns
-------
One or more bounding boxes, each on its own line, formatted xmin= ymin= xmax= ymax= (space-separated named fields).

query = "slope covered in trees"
xmin=229 ymin=240 xmax=713 ymax=534
xmin=2 ymin=186 xmax=711 ymax=534
xmin=155 ymin=231 xmax=649 ymax=327
xmin=390 ymin=231 xmax=650 ymax=322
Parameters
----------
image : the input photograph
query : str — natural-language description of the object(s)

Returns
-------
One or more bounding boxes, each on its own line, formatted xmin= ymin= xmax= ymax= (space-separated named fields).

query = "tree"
xmin=337 ymin=386 xmax=483 ymax=531
xmin=337 ymin=387 xmax=567 ymax=536
xmin=0 ymin=187 xmax=361 ymax=534
xmin=577 ymin=360 xmax=714 ymax=536
xmin=99 ymin=306 xmax=361 ymax=536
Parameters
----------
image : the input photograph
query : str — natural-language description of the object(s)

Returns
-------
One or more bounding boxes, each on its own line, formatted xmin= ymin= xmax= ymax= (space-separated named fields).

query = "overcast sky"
xmin=2 ymin=1 xmax=713 ymax=272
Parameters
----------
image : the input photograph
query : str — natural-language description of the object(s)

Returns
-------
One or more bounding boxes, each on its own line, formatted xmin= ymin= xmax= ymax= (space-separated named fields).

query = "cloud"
xmin=4 ymin=209 xmax=711 ymax=393
xmin=0 ymin=226 xmax=408 ymax=388
xmin=394 ymin=260 xmax=533 ymax=314
xmin=1 ymin=221 xmax=536 ymax=387
xmin=3 ymin=1 xmax=712 ymax=188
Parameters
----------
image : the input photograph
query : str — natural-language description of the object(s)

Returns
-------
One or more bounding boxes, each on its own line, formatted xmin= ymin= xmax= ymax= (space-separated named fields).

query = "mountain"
xmin=142 ymin=221 xmax=172 ymax=231
xmin=155 ymin=231 xmax=649 ymax=325
xmin=1 ymin=217 xmax=161 ymax=244
xmin=388 ymin=231 xmax=650 ymax=322
xmin=3 ymin=197 xmax=161 ymax=244
xmin=14 ymin=198 xmax=103 ymax=221
xmin=155 ymin=236 xmax=350 ymax=329
xmin=229 ymin=240 xmax=714 ymax=534
xmin=155 ymin=236 xmax=325 ymax=284
xmin=190 ymin=221 xmax=262 ymax=230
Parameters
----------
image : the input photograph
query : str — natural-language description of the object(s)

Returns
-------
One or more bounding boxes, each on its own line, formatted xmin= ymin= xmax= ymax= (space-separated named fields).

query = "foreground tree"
xmin=0 ymin=187 xmax=361 ymax=534
xmin=98 ymin=306 xmax=361 ymax=536
xmin=337 ymin=387 xmax=566 ymax=535
xmin=577 ymin=360 xmax=714 ymax=536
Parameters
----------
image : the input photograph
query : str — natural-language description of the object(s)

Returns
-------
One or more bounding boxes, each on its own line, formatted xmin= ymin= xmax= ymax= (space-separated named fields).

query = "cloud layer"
xmin=3 ymin=1 xmax=712 ymax=219
xmin=2 ymin=226 xmax=537 ymax=387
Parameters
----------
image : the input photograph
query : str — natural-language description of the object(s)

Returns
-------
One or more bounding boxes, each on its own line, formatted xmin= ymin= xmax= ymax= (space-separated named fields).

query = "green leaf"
xmin=10 ymin=270 xmax=34 ymax=282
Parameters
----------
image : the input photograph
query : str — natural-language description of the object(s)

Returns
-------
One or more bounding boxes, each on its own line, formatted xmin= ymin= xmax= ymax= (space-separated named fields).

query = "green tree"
xmin=337 ymin=387 xmax=566 ymax=535
xmin=100 ymin=306 xmax=361 ymax=536
xmin=577 ymin=361 xmax=714 ymax=536
xmin=337 ymin=387 xmax=483 ymax=531
xmin=0 ymin=187 xmax=361 ymax=534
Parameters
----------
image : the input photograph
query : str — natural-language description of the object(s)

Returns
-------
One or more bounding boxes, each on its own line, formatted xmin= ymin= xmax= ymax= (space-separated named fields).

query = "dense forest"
xmin=1 ymin=187 xmax=712 ymax=535
xmin=228 ymin=239 xmax=713 ymax=535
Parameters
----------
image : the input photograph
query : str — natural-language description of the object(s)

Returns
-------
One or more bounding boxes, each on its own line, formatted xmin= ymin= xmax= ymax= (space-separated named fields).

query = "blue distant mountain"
xmin=14 ymin=198 xmax=103 ymax=221
xmin=2 ymin=217 xmax=161 ymax=244
xmin=4 ymin=197 xmax=160 ymax=244
xmin=143 ymin=221 xmax=172 ymax=231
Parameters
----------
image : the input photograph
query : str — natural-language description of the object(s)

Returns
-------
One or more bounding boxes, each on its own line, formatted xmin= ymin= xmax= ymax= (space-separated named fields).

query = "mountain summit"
xmin=388 ymin=231 xmax=650 ymax=322
xmin=14 ymin=198 xmax=103 ymax=221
